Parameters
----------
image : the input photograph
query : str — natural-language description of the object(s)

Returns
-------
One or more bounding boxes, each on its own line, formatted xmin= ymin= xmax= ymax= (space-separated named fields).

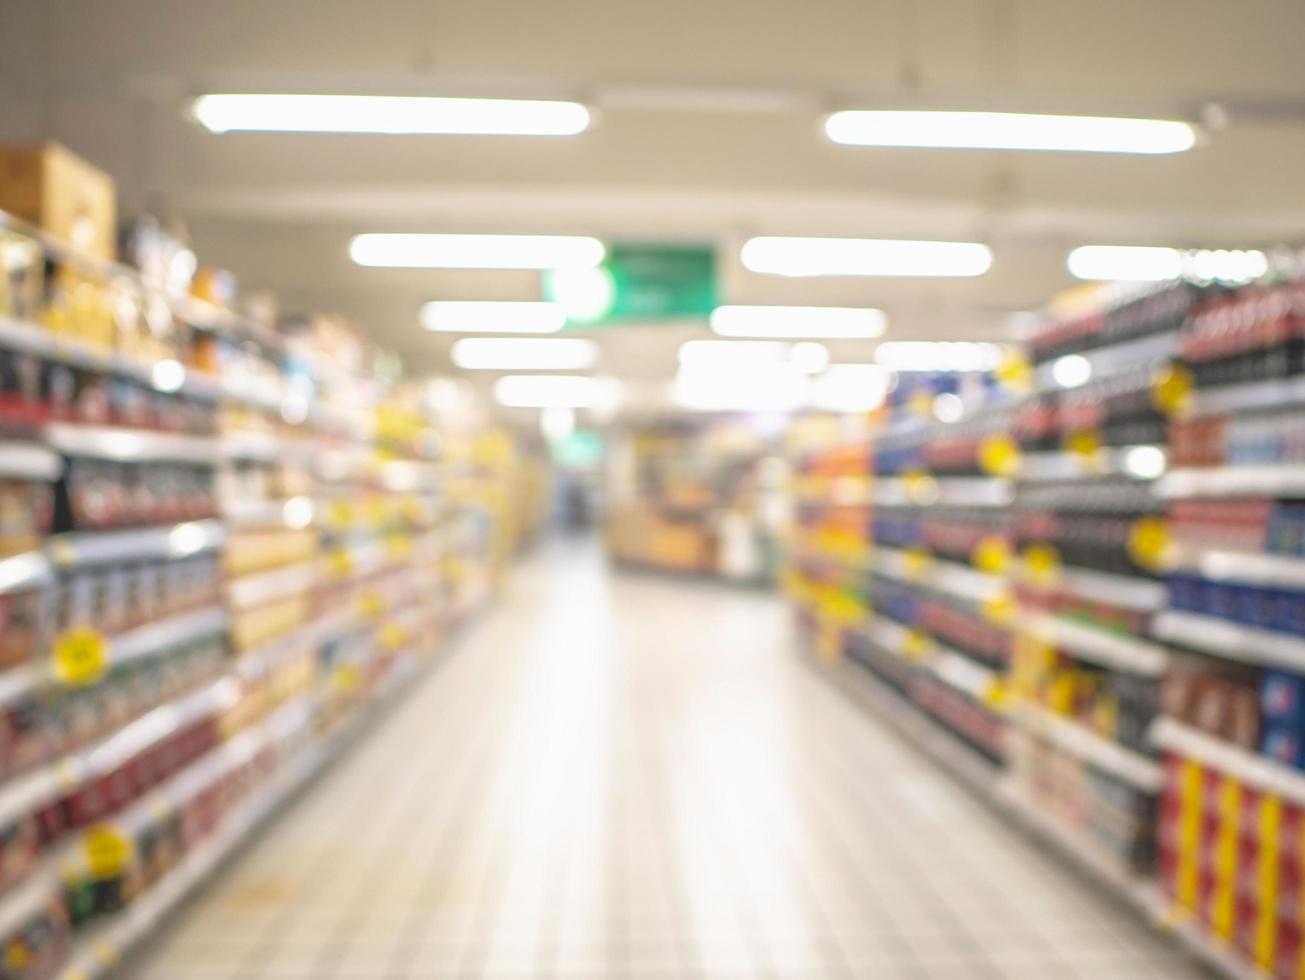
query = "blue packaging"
xmin=1261 ymin=725 xmax=1305 ymax=769
xmin=1261 ymin=671 xmax=1305 ymax=728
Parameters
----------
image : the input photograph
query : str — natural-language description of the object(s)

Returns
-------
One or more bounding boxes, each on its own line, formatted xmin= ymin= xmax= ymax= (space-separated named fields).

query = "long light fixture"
xmin=1068 ymin=245 xmax=1268 ymax=283
xmin=494 ymin=375 xmax=619 ymax=409
xmin=709 ymin=305 xmax=887 ymax=339
xmin=809 ymin=365 xmax=892 ymax=412
xmin=677 ymin=339 xmax=828 ymax=374
xmin=451 ymin=337 xmax=598 ymax=371
xmin=193 ymin=94 xmax=590 ymax=136
xmin=673 ymin=364 xmax=809 ymax=412
xmin=420 ymin=301 xmax=566 ymax=334
xmin=825 ymin=110 xmax=1195 ymax=155
xmin=351 ymin=233 xmax=604 ymax=270
xmin=741 ymin=237 xmax=992 ymax=278
xmin=873 ymin=341 xmax=1004 ymax=372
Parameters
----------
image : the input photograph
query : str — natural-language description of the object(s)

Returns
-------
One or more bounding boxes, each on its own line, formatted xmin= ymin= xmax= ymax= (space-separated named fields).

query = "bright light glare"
xmin=809 ymin=365 xmax=890 ymax=413
xmin=540 ymin=406 xmax=576 ymax=443
xmin=1051 ymin=354 xmax=1093 ymax=388
xmin=674 ymin=364 xmax=808 ymax=412
xmin=1067 ymin=246 xmax=1182 ymax=282
xmin=420 ymin=301 xmax=566 ymax=334
xmin=451 ymin=337 xmax=598 ymax=371
xmin=282 ymin=496 xmax=315 ymax=529
xmin=1122 ymin=445 xmax=1167 ymax=480
xmin=151 ymin=359 xmax=186 ymax=393
xmin=709 ymin=305 xmax=887 ymax=338
xmin=547 ymin=267 xmax=617 ymax=323
xmin=932 ymin=392 xmax=965 ymax=423
xmin=825 ymin=111 xmax=1195 ymax=155
xmin=193 ymin=94 xmax=590 ymax=136
xmin=168 ymin=522 xmax=210 ymax=557
xmin=873 ymin=341 xmax=1003 ymax=372
xmin=494 ymin=375 xmax=619 ymax=409
xmin=791 ymin=342 xmax=830 ymax=374
xmin=677 ymin=340 xmax=828 ymax=374
xmin=351 ymin=234 xmax=605 ymax=270
xmin=742 ymin=237 xmax=992 ymax=278
xmin=1067 ymin=246 xmax=1268 ymax=283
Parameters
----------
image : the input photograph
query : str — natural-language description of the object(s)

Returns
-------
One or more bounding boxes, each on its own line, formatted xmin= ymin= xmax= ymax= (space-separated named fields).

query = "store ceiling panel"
xmin=3 ymin=0 xmax=1303 ymax=374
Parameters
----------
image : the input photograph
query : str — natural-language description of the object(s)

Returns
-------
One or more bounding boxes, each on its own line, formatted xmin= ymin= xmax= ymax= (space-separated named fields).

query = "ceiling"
xmin=3 ymin=0 xmax=1305 ymax=401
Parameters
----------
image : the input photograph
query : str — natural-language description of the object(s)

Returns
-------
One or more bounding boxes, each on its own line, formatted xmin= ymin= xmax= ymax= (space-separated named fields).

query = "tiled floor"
xmin=127 ymin=536 xmax=1201 ymax=979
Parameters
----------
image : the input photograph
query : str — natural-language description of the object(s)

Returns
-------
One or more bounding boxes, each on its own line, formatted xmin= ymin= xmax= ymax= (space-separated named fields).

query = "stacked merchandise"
xmin=788 ymin=373 xmax=1016 ymax=770
xmin=0 ymin=147 xmax=516 ymax=979
xmin=1008 ymin=284 xmax=1184 ymax=890
xmin=1148 ymin=270 xmax=1305 ymax=979
xmin=608 ymin=418 xmax=784 ymax=582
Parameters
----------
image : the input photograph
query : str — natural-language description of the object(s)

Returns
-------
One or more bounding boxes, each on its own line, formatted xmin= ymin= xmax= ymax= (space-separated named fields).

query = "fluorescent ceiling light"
xmin=809 ymin=365 xmax=891 ymax=413
xmin=1051 ymin=354 xmax=1093 ymax=388
xmin=451 ymin=337 xmax=598 ymax=371
xmin=674 ymin=364 xmax=809 ymax=412
xmin=494 ymin=375 xmax=619 ymax=409
xmin=193 ymin=94 xmax=590 ymax=136
xmin=351 ymin=234 xmax=605 ymax=270
xmin=421 ymin=301 xmax=566 ymax=334
xmin=1067 ymin=245 xmax=1267 ymax=283
xmin=825 ymin=110 xmax=1195 ymax=155
xmin=709 ymin=305 xmax=887 ymax=339
xmin=677 ymin=339 xmax=828 ymax=374
xmin=873 ymin=341 xmax=1004 ymax=372
xmin=741 ymin=237 xmax=991 ymax=278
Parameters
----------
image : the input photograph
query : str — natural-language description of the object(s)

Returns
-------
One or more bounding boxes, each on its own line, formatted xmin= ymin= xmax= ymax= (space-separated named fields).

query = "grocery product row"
xmin=0 ymin=142 xmax=543 ymax=980
xmin=786 ymin=261 xmax=1305 ymax=980
xmin=606 ymin=418 xmax=786 ymax=583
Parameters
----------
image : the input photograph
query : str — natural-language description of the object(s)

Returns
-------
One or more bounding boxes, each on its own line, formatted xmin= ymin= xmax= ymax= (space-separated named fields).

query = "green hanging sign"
xmin=545 ymin=244 xmax=716 ymax=326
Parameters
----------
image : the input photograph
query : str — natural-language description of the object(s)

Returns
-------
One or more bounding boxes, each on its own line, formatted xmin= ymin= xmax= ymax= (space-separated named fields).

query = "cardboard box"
xmin=0 ymin=143 xmax=117 ymax=260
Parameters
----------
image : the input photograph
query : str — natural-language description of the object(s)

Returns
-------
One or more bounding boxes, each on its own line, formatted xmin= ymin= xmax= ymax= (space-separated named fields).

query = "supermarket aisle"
xmin=128 ymin=537 xmax=1195 ymax=980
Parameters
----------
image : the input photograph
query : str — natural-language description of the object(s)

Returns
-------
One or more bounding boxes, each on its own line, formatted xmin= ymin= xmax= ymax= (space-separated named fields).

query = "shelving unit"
xmin=788 ymin=269 xmax=1305 ymax=980
xmin=0 ymin=207 xmax=531 ymax=979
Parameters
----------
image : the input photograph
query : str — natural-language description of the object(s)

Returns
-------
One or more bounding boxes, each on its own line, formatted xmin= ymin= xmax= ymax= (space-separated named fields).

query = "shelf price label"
xmin=379 ymin=622 xmax=407 ymax=653
xmin=53 ymin=627 xmax=109 ymax=687
xmin=357 ymin=590 xmax=384 ymax=621
xmin=971 ymin=536 xmax=1011 ymax=575
xmin=385 ymin=532 xmax=413 ymax=561
xmin=1021 ymin=543 xmax=1061 ymax=588
xmin=1064 ymin=429 xmax=1104 ymax=471
xmin=83 ymin=825 xmax=134 ymax=880
xmin=980 ymin=592 xmax=1016 ymax=627
xmin=903 ymin=627 xmax=929 ymax=661
xmin=978 ymin=434 xmax=1021 ymax=478
xmin=327 ymin=547 xmax=354 ymax=578
xmin=995 ymin=348 xmax=1032 ymax=393
xmin=902 ymin=546 xmax=931 ymax=579
xmin=1128 ymin=516 xmax=1171 ymax=573
xmin=1151 ymin=364 xmax=1193 ymax=417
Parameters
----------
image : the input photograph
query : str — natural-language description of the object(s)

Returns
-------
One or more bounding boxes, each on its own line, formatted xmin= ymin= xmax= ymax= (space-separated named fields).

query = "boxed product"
xmin=0 ymin=143 xmax=117 ymax=260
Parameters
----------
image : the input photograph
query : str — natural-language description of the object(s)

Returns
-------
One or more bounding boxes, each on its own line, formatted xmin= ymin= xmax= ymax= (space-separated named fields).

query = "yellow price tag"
xmin=357 ymin=590 xmax=384 ymax=621
xmin=1022 ymin=543 xmax=1061 ymax=588
xmin=902 ymin=546 xmax=931 ymax=579
xmin=328 ymin=548 xmax=354 ymax=578
xmin=1152 ymin=364 xmax=1193 ymax=417
xmin=385 ymin=532 xmax=413 ymax=561
xmin=53 ymin=627 xmax=109 ymax=687
xmin=978 ymin=433 xmax=1021 ymax=478
xmin=816 ymin=621 xmax=841 ymax=664
xmin=333 ymin=661 xmax=362 ymax=695
xmin=971 ymin=536 xmax=1011 ymax=575
xmin=83 ymin=825 xmax=134 ymax=880
xmin=327 ymin=500 xmax=354 ymax=530
xmin=903 ymin=627 xmax=930 ymax=661
xmin=908 ymin=389 xmax=934 ymax=417
xmin=995 ymin=348 xmax=1032 ymax=393
xmin=981 ymin=592 xmax=1016 ymax=627
xmin=1065 ymin=429 xmax=1103 ymax=470
xmin=1128 ymin=516 xmax=1171 ymax=572
xmin=981 ymin=678 xmax=1007 ymax=712
xmin=379 ymin=622 xmax=407 ymax=653
xmin=901 ymin=469 xmax=936 ymax=504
